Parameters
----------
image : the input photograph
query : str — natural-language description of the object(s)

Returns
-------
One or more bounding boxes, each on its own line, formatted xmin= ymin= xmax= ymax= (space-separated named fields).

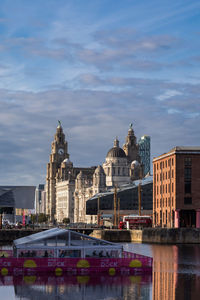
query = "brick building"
xmin=153 ymin=147 xmax=200 ymax=228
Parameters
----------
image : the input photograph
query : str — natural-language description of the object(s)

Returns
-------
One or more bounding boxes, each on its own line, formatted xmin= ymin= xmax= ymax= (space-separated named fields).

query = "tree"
xmin=38 ymin=213 xmax=48 ymax=223
xmin=63 ymin=217 xmax=70 ymax=224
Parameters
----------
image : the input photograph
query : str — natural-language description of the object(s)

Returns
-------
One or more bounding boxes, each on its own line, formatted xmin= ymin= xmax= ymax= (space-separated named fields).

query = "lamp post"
xmin=0 ymin=208 xmax=2 ymax=229
xmin=117 ymin=198 xmax=120 ymax=228
xmin=113 ymin=186 xmax=117 ymax=227
xmin=97 ymin=197 xmax=100 ymax=227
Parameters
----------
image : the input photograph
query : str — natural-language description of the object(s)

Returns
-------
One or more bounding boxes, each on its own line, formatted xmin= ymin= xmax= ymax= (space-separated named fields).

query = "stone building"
xmin=45 ymin=122 xmax=69 ymax=221
xmin=153 ymin=146 xmax=200 ymax=228
xmin=102 ymin=138 xmax=130 ymax=187
xmin=45 ymin=122 xmax=143 ymax=224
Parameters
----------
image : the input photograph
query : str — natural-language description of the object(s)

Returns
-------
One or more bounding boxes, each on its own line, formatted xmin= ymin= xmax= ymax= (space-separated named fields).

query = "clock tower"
xmin=46 ymin=121 xmax=69 ymax=222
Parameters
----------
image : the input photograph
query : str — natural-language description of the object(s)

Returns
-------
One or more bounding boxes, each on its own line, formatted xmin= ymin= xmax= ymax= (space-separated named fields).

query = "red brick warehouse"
xmin=153 ymin=147 xmax=200 ymax=228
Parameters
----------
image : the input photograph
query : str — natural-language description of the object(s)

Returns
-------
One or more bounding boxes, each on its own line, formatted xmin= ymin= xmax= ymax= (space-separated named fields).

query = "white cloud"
xmin=156 ymin=90 xmax=182 ymax=101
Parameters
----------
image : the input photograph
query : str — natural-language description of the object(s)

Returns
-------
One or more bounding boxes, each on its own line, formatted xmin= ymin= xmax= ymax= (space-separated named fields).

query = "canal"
xmin=0 ymin=243 xmax=199 ymax=300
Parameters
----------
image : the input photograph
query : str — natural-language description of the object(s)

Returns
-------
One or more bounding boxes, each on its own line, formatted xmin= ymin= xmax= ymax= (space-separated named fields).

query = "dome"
xmin=106 ymin=137 xmax=126 ymax=158
xmin=131 ymin=160 xmax=140 ymax=167
xmin=94 ymin=165 xmax=105 ymax=174
xmin=63 ymin=158 xmax=72 ymax=165
xmin=107 ymin=147 xmax=126 ymax=158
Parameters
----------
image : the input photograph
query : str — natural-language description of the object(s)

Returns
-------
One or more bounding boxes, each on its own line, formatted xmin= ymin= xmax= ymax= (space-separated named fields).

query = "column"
xmin=175 ymin=209 xmax=180 ymax=228
xmin=196 ymin=209 xmax=200 ymax=228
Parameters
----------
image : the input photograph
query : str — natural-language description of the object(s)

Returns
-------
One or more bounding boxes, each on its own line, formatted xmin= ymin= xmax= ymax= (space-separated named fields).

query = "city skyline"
xmin=0 ymin=0 xmax=200 ymax=185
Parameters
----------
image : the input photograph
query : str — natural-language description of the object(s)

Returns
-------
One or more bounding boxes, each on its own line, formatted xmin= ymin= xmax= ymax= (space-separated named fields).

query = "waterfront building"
xmin=138 ymin=135 xmax=151 ymax=176
xmin=45 ymin=122 xmax=144 ymax=224
xmin=45 ymin=122 xmax=69 ymax=221
xmin=0 ymin=186 xmax=35 ymax=224
xmin=86 ymin=175 xmax=153 ymax=222
xmin=153 ymin=147 xmax=200 ymax=228
xmin=35 ymin=184 xmax=45 ymax=215
xmin=102 ymin=138 xmax=130 ymax=187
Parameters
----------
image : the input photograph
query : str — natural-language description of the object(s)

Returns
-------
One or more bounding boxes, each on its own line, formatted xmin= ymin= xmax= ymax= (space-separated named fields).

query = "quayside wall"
xmin=91 ymin=228 xmax=200 ymax=244
xmin=1 ymin=228 xmax=200 ymax=244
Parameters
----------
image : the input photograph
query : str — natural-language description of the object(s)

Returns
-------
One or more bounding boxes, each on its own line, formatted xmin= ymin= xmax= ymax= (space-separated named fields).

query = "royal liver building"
xmin=45 ymin=122 xmax=143 ymax=223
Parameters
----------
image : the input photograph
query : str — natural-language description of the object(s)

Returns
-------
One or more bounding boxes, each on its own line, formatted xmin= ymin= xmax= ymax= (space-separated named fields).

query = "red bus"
xmin=119 ymin=215 xmax=152 ymax=229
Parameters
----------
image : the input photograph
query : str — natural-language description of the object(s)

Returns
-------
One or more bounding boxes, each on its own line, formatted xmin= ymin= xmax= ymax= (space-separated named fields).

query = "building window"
xmin=172 ymin=169 xmax=174 ymax=178
xmin=168 ymin=171 xmax=170 ymax=179
xmin=184 ymin=157 xmax=192 ymax=166
xmin=172 ymin=210 xmax=175 ymax=227
xmin=168 ymin=212 xmax=171 ymax=223
xmin=165 ymin=161 xmax=167 ymax=168
xmin=168 ymin=183 xmax=170 ymax=193
xmin=184 ymin=168 xmax=192 ymax=180
xmin=172 ymin=158 xmax=174 ymax=166
xmin=166 ymin=184 xmax=167 ymax=193
xmin=185 ymin=182 xmax=191 ymax=194
xmin=172 ymin=183 xmax=174 ymax=192
xmin=168 ymin=159 xmax=171 ymax=167
xmin=166 ymin=210 xmax=167 ymax=224
xmin=160 ymin=174 xmax=162 ymax=181
xmin=184 ymin=197 xmax=192 ymax=205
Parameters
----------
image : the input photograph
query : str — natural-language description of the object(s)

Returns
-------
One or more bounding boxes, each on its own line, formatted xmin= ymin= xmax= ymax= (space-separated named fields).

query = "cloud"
xmin=0 ymin=0 xmax=200 ymax=185
xmin=0 ymin=73 xmax=200 ymax=185
xmin=156 ymin=90 xmax=183 ymax=101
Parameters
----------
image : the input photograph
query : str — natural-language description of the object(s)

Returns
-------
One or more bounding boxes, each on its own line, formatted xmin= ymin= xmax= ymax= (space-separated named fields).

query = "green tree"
xmin=63 ymin=217 xmax=70 ymax=224
xmin=38 ymin=213 xmax=48 ymax=223
xmin=31 ymin=214 xmax=37 ymax=224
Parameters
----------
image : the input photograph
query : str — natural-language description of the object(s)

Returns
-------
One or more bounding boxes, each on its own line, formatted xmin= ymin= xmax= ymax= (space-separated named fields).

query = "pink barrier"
xmin=0 ymin=253 xmax=152 ymax=276
xmin=0 ymin=250 xmax=13 ymax=257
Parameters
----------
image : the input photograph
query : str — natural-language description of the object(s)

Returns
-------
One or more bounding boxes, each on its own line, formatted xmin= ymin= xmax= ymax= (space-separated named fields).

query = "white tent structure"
xmin=13 ymin=228 xmax=123 ymax=258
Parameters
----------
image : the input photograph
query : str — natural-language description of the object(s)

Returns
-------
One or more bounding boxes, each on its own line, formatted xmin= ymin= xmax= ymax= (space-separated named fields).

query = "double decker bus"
xmin=119 ymin=215 xmax=152 ymax=229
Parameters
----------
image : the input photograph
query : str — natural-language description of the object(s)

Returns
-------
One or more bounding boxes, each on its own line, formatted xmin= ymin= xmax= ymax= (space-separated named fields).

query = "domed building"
xmin=103 ymin=138 xmax=130 ymax=187
xmin=45 ymin=122 xmax=146 ymax=224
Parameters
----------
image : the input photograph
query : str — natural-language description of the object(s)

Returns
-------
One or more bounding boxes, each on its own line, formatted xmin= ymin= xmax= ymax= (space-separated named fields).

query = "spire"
xmin=123 ymin=124 xmax=140 ymax=163
xmin=57 ymin=120 xmax=62 ymax=128
xmin=114 ymin=137 xmax=119 ymax=148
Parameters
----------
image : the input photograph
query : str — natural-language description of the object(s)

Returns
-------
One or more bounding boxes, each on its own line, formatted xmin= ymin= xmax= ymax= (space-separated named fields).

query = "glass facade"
xmin=138 ymin=135 xmax=151 ymax=176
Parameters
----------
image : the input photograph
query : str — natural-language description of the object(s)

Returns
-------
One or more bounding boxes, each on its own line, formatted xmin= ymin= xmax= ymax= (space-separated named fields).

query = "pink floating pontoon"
xmin=0 ymin=228 xmax=152 ymax=276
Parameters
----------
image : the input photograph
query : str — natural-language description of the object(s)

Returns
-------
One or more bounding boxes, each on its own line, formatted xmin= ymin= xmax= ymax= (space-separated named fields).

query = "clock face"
xmin=58 ymin=148 xmax=64 ymax=155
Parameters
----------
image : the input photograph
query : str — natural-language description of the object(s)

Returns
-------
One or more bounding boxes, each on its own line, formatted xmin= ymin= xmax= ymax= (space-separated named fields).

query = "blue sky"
xmin=0 ymin=0 xmax=200 ymax=185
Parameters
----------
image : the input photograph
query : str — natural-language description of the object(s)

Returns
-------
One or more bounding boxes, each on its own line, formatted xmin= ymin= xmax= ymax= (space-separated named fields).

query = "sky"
xmin=0 ymin=0 xmax=200 ymax=185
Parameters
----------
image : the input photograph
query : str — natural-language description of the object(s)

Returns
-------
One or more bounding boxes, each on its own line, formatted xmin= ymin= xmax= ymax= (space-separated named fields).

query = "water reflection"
xmin=152 ymin=244 xmax=200 ymax=300
xmin=2 ymin=273 xmax=151 ymax=300
xmin=1 ymin=243 xmax=200 ymax=299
